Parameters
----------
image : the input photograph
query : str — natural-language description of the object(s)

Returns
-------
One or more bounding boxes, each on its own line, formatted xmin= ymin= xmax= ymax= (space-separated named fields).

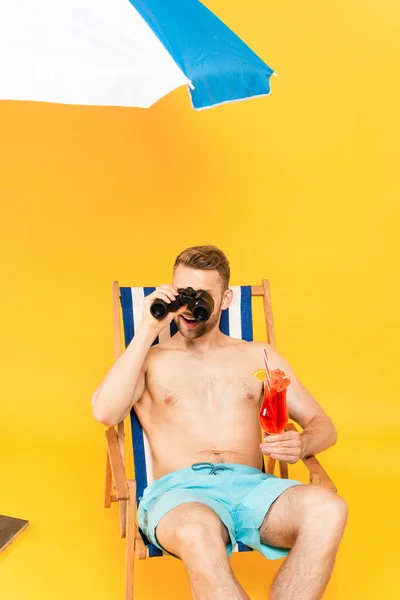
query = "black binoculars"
xmin=150 ymin=287 xmax=214 ymax=321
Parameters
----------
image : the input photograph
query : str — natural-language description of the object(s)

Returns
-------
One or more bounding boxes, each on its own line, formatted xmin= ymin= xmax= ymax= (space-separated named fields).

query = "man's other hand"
xmin=260 ymin=430 xmax=304 ymax=464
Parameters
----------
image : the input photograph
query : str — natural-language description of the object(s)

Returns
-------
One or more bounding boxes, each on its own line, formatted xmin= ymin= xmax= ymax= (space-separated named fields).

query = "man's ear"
xmin=221 ymin=288 xmax=234 ymax=310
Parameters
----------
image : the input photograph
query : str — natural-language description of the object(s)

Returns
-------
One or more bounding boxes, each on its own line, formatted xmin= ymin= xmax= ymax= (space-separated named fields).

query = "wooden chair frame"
xmin=104 ymin=280 xmax=336 ymax=600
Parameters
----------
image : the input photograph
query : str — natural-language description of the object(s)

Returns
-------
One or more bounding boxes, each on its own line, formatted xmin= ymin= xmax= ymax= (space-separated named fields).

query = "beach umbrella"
xmin=0 ymin=0 xmax=275 ymax=110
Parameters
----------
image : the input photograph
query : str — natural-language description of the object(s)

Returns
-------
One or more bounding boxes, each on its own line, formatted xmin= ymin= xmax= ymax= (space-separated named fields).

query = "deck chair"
xmin=104 ymin=280 xmax=336 ymax=600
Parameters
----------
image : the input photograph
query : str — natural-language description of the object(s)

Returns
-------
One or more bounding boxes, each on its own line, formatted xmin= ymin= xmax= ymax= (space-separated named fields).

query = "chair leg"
xmin=116 ymin=423 xmax=127 ymax=537
xmin=105 ymin=452 xmax=112 ymax=508
xmin=125 ymin=480 xmax=136 ymax=600
xmin=119 ymin=501 xmax=127 ymax=538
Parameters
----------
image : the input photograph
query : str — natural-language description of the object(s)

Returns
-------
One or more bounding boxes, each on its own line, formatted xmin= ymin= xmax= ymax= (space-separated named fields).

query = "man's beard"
xmin=174 ymin=303 xmax=222 ymax=340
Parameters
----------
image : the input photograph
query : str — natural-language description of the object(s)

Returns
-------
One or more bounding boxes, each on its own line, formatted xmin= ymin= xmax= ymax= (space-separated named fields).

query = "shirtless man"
xmin=92 ymin=245 xmax=347 ymax=600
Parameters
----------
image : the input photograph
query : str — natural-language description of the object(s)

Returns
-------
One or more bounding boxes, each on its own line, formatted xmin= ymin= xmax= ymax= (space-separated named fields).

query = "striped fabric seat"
xmin=120 ymin=286 xmax=255 ymax=557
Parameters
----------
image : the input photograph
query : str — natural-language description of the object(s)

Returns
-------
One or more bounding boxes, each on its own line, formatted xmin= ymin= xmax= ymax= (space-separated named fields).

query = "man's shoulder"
xmin=146 ymin=335 xmax=183 ymax=359
xmin=239 ymin=339 xmax=273 ymax=353
xmin=238 ymin=340 xmax=281 ymax=366
xmin=223 ymin=338 xmax=274 ymax=360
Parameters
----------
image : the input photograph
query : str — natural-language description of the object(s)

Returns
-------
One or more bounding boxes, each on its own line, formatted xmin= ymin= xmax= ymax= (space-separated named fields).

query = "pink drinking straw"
xmin=263 ymin=348 xmax=272 ymax=396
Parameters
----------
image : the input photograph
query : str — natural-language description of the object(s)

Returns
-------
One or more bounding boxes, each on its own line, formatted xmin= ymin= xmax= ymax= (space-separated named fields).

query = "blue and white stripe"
xmin=120 ymin=285 xmax=254 ymax=556
xmin=0 ymin=0 xmax=274 ymax=110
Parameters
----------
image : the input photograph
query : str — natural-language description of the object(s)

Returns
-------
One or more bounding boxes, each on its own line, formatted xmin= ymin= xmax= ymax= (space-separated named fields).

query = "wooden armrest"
xmin=106 ymin=429 xmax=129 ymax=501
xmin=285 ymin=422 xmax=337 ymax=493
xmin=302 ymin=455 xmax=337 ymax=492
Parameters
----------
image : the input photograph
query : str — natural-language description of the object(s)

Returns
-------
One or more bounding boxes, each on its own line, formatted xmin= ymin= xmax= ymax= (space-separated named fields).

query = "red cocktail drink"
xmin=259 ymin=369 xmax=290 ymax=434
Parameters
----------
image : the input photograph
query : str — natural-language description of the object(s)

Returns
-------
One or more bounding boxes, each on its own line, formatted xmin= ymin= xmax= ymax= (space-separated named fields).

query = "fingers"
xmin=147 ymin=285 xmax=178 ymax=304
xmin=261 ymin=439 xmax=300 ymax=450
xmin=264 ymin=432 xmax=294 ymax=442
xmin=267 ymin=453 xmax=298 ymax=464
xmin=155 ymin=285 xmax=179 ymax=303
xmin=260 ymin=431 xmax=302 ymax=464
xmin=141 ymin=285 xmax=181 ymax=330
xmin=151 ymin=292 xmax=174 ymax=305
xmin=260 ymin=446 xmax=296 ymax=456
xmin=260 ymin=444 xmax=300 ymax=463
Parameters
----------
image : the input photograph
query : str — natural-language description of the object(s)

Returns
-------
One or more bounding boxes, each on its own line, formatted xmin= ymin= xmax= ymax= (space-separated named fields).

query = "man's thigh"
xmin=156 ymin=502 xmax=231 ymax=558
xmin=139 ymin=488 xmax=237 ymax=557
xmin=259 ymin=484 xmax=338 ymax=549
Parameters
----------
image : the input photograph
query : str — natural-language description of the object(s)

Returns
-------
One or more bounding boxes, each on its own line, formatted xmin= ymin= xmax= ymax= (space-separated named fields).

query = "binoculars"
xmin=150 ymin=287 xmax=214 ymax=321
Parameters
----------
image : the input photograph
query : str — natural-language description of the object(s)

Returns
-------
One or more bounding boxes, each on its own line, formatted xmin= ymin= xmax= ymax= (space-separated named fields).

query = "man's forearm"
xmin=300 ymin=416 xmax=337 ymax=458
xmin=92 ymin=324 xmax=157 ymax=426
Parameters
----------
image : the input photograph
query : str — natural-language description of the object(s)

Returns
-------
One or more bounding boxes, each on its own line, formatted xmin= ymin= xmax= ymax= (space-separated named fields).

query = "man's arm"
xmin=92 ymin=284 xmax=185 ymax=427
xmin=258 ymin=344 xmax=337 ymax=463
xmin=91 ymin=324 xmax=156 ymax=426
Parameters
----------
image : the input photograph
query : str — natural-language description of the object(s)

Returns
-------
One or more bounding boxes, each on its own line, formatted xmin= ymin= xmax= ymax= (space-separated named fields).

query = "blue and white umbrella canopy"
xmin=0 ymin=0 xmax=274 ymax=110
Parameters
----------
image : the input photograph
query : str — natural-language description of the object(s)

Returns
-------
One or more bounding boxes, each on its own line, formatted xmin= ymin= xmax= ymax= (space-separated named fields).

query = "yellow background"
xmin=1 ymin=0 xmax=399 ymax=598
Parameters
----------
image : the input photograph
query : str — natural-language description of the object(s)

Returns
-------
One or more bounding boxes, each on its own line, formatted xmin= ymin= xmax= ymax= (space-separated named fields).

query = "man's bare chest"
xmin=145 ymin=353 xmax=262 ymax=409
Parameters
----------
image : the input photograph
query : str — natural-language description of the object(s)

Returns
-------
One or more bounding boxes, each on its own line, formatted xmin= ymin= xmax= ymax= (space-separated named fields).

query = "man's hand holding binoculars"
xmin=141 ymin=285 xmax=215 ymax=335
xmin=142 ymin=285 xmax=186 ymax=333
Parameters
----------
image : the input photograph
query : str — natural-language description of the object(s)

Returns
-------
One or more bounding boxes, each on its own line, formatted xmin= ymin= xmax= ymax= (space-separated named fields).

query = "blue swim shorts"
xmin=137 ymin=462 xmax=303 ymax=560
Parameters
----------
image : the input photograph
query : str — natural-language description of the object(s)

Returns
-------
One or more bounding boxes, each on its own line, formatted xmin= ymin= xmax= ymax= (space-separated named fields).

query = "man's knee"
xmin=301 ymin=487 xmax=348 ymax=533
xmin=176 ymin=518 xmax=215 ymax=545
xmin=157 ymin=502 xmax=229 ymax=557
xmin=178 ymin=505 xmax=229 ymax=546
xmin=260 ymin=485 xmax=347 ymax=549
